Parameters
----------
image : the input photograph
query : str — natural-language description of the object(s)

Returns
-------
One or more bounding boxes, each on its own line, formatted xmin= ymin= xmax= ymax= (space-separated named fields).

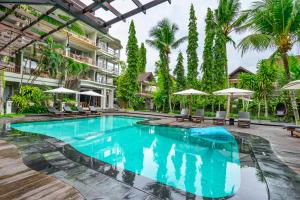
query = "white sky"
xmin=82 ymin=0 xmax=299 ymax=74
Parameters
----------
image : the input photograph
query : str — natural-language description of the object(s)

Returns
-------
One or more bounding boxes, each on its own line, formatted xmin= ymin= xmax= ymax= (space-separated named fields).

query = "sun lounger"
xmin=175 ymin=108 xmax=189 ymax=121
xmin=284 ymin=125 xmax=300 ymax=137
xmin=238 ymin=112 xmax=251 ymax=128
xmin=192 ymin=109 xmax=204 ymax=123
xmin=89 ymin=106 xmax=102 ymax=115
xmin=213 ymin=111 xmax=226 ymax=125
xmin=294 ymin=129 xmax=300 ymax=137
xmin=77 ymin=106 xmax=91 ymax=115
xmin=48 ymin=107 xmax=67 ymax=117
xmin=64 ymin=106 xmax=79 ymax=115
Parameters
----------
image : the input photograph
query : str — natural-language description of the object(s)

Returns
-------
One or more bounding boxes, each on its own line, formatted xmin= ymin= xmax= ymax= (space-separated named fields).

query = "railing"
xmin=69 ymin=53 xmax=94 ymax=66
xmin=96 ymin=44 xmax=120 ymax=58
xmin=68 ymin=31 xmax=96 ymax=46
xmin=23 ymin=67 xmax=50 ymax=78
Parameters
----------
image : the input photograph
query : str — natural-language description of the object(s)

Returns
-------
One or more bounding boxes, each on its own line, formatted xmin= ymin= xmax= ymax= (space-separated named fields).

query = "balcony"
xmin=67 ymin=31 xmax=96 ymax=47
xmin=69 ymin=53 xmax=95 ymax=66
xmin=96 ymin=44 xmax=120 ymax=59
xmin=94 ymin=63 xmax=118 ymax=75
xmin=1 ymin=61 xmax=19 ymax=73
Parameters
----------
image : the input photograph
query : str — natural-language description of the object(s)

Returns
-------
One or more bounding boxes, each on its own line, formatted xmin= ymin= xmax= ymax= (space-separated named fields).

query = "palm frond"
xmin=238 ymin=33 xmax=275 ymax=55
xmin=171 ymin=36 xmax=187 ymax=49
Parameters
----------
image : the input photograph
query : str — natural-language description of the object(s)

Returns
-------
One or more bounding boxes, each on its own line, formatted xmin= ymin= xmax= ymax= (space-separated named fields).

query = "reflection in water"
xmin=11 ymin=116 xmax=241 ymax=198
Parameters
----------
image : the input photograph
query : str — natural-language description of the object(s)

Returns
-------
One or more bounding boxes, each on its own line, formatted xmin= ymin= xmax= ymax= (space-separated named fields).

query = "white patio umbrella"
xmin=173 ymin=89 xmax=208 ymax=117
xmin=282 ymin=80 xmax=300 ymax=125
xmin=213 ymin=87 xmax=253 ymax=117
xmin=79 ymin=90 xmax=104 ymax=97
xmin=44 ymin=86 xmax=78 ymax=94
xmin=79 ymin=90 xmax=104 ymax=106
xmin=282 ymin=80 xmax=300 ymax=90
xmin=44 ymin=87 xmax=78 ymax=111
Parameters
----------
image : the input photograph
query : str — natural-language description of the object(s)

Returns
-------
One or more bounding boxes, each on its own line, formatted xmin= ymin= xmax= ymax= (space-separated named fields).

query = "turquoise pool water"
xmin=11 ymin=116 xmax=241 ymax=198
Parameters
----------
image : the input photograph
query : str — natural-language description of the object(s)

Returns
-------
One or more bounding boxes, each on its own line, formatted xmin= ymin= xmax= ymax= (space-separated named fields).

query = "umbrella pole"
xmin=226 ymin=95 xmax=231 ymax=118
xmin=189 ymin=95 xmax=192 ymax=121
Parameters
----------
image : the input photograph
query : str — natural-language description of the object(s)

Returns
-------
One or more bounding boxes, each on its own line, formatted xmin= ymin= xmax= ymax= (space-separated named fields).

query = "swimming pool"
xmin=11 ymin=116 xmax=241 ymax=198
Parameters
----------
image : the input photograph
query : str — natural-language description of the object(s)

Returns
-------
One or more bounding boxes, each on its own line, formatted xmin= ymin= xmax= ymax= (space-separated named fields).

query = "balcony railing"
xmin=96 ymin=44 xmax=120 ymax=58
xmin=69 ymin=53 xmax=94 ymax=66
xmin=68 ymin=31 xmax=96 ymax=46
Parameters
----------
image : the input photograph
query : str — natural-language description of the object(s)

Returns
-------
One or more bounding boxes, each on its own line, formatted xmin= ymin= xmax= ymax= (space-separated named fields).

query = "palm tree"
xmin=146 ymin=18 xmax=187 ymax=112
xmin=214 ymin=0 xmax=247 ymax=81
xmin=238 ymin=0 xmax=300 ymax=123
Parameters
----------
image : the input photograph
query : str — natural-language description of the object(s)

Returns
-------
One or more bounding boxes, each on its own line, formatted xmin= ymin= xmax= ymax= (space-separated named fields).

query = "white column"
xmin=102 ymin=88 xmax=106 ymax=109
xmin=110 ymin=90 xmax=114 ymax=108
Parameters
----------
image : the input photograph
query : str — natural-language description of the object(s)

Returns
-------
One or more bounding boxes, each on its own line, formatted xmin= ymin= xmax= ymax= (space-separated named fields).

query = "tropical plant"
xmin=12 ymin=86 xmax=49 ymax=113
xmin=173 ymin=52 xmax=186 ymax=110
xmin=0 ymin=70 xmax=5 ymax=114
xmin=238 ymin=0 xmax=300 ymax=123
xmin=214 ymin=0 xmax=247 ymax=85
xmin=173 ymin=52 xmax=186 ymax=91
xmin=146 ymin=18 xmax=187 ymax=112
xmin=202 ymin=8 xmax=215 ymax=92
xmin=116 ymin=61 xmax=131 ymax=108
xmin=126 ymin=20 xmax=140 ymax=108
xmin=213 ymin=27 xmax=227 ymax=89
xmin=137 ymin=43 xmax=147 ymax=74
xmin=256 ymin=60 xmax=278 ymax=117
xmin=186 ymin=4 xmax=199 ymax=87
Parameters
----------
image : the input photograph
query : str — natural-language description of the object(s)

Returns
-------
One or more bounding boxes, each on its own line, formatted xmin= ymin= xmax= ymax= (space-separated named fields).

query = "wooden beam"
xmin=0 ymin=4 xmax=18 ymax=22
xmin=103 ymin=2 xmax=125 ymax=22
xmin=0 ymin=0 xmax=49 ymax=4
xmin=0 ymin=7 xmax=57 ymax=52
xmin=103 ymin=0 xmax=171 ymax=27
xmin=132 ymin=0 xmax=146 ymax=14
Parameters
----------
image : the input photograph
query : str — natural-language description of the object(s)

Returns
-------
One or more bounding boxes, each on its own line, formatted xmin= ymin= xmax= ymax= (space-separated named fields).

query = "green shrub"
xmin=12 ymin=86 xmax=50 ymax=113
xmin=22 ymin=105 xmax=48 ymax=114
xmin=204 ymin=111 xmax=215 ymax=117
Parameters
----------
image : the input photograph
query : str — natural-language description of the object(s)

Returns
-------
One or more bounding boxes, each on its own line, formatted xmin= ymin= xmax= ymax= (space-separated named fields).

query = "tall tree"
xmin=257 ymin=60 xmax=277 ymax=118
xmin=0 ymin=70 xmax=4 ymax=114
xmin=126 ymin=20 xmax=139 ymax=108
xmin=116 ymin=61 xmax=130 ymax=108
xmin=147 ymin=18 xmax=187 ymax=112
xmin=238 ymin=0 xmax=300 ymax=123
xmin=173 ymin=52 xmax=186 ymax=91
xmin=202 ymin=8 xmax=215 ymax=92
xmin=137 ymin=43 xmax=147 ymax=74
xmin=213 ymin=27 xmax=227 ymax=89
xmin=186 ymin=4 xmax=199 ymax=88
xmin=214 ymin=0 xmax=247 ymax=85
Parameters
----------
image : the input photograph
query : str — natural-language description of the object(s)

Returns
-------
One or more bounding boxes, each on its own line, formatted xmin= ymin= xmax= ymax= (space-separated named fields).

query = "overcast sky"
xmin=83 ymin=0 xmax=299 ymax=74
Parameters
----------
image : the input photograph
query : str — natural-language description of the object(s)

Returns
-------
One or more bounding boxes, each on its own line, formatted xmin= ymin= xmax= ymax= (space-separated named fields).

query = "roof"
xmin=138 ymin=72 xmax=154 ymax=82
xmin=229 ymin=66 xmax=254 ymax=78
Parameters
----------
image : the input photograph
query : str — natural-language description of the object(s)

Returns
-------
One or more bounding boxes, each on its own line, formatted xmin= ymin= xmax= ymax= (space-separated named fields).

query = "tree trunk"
xmin=258 ymin=101 xmax=261 ymax=118
xmin=281 ymin=53 xmax=299 ymax=124
xmin=224 ymin=43 xmax=229 ymax=87
xmin=166 ymin=52 xmax=172 ymax=113
xmin=0 ymin=71 xmax=4 ymax=115
xmin=264 ymin=93 xmax=268 ymax=118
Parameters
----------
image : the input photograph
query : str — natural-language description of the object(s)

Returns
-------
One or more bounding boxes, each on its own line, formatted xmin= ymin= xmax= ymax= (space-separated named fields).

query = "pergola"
xmin=0 ymin=0 xmax=171 ymax=69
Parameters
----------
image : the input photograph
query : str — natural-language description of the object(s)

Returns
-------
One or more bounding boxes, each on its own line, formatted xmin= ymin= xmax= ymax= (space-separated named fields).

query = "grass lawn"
xmin=0 ymin=113 xmax=24 ymax=118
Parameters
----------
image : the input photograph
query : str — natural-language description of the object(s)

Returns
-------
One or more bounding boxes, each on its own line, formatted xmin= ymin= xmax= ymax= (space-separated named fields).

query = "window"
xmin=95 ymin=73 xmax=106 ymax=83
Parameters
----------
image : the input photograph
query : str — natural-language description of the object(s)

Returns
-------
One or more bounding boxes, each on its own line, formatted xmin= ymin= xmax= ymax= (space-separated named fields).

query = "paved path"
xmin=0 ymin=140 xmax=84 ymax=200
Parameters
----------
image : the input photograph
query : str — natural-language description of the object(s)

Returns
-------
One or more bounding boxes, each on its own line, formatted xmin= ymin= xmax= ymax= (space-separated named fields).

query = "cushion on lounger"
xmin=189 ymin=126 xmax=234 ymax=143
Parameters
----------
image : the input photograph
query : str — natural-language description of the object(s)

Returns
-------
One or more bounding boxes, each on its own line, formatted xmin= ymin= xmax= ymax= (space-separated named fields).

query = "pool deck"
xmin=0 ymin=140 xmax=84 ymax=200
xmin=0 ymin=112 xmax=300 ymax=200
